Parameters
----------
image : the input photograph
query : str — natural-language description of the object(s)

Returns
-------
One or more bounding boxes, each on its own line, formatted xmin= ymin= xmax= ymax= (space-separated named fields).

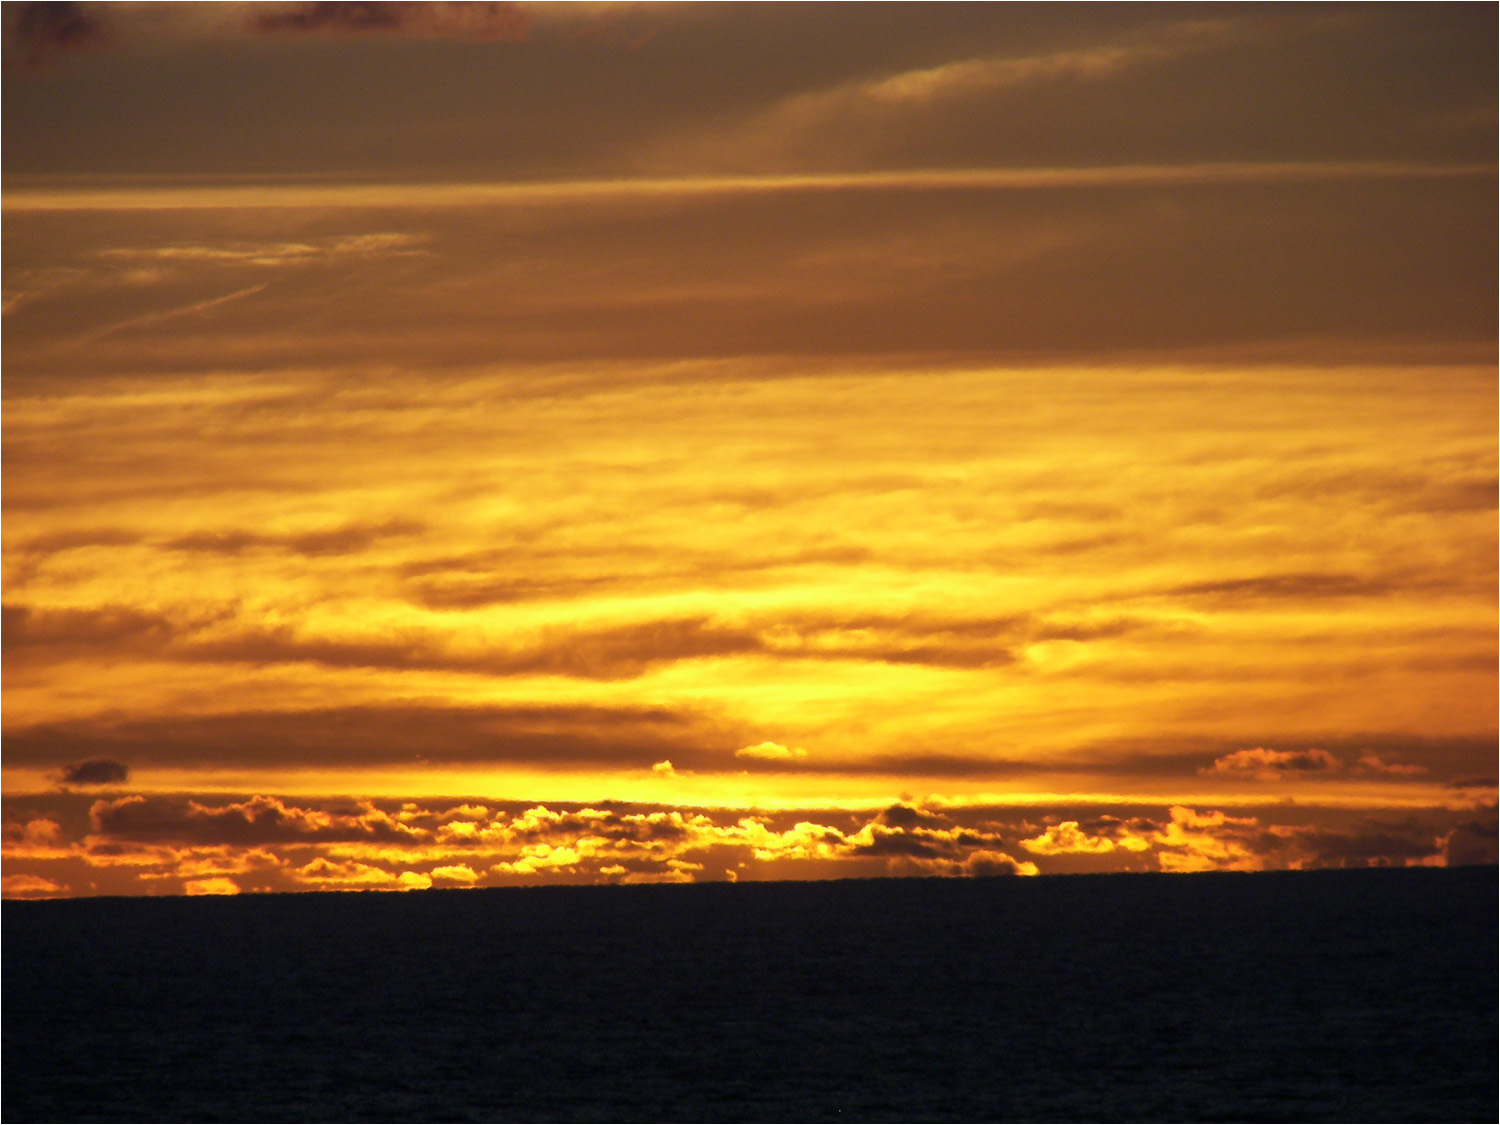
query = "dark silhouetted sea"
xmin=4 ymin=867 xmax=1496 ymax=1122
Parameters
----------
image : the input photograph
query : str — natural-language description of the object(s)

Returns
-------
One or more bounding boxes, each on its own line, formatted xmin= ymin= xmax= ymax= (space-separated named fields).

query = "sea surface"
xmin=4 ymin=867 xmax=1496 ymax=1122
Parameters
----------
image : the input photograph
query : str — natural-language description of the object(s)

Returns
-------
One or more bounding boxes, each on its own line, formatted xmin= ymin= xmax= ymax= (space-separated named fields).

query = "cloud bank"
xmin=4 ymin=793 xmax=1492 ymax=898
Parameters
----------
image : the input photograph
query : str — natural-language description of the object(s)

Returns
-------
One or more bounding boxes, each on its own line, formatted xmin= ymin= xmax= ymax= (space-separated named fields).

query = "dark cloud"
xmin=5 ymin=600 xmax=1045 ymax=681
xmin=874 ymin=803 xmax=948 ymax=831
xmin=849 ymin=826 xmax=952 ymax=860
xmin=404 ymin=573 xmax=617 ymax=609
xmin=749 ymin=610 xmax=1028 ymax=670
xmin=963 ymin=850 xmax=1034 ymax=877
xmin=1444 ymin=821 xmax=1499 ymax=867
xmin=2 ymin=601 xmax=761 ymax=682
xmin=20 ymin=527 xmax=141 ymax=554
xmin=184 ymin=615 xmax=766 ymax=680
xmin=862 ymin=643 xmax=1017 ymax=670
xmin=1450 ymin=777 xmax=1499 ymax=790
xmin=1207 ymin=747 xmax=1344 ymax=778
xmin=56 ymin=758 xmax=128 ymax=786
xmin=1169 ymin=572 xmax=1398 ymax=602
xmin=163 ymin=518 xmax=423 ymax=557
xmin=1031 ymin=617 xmax=1144 ymax=643
xmin=1238 ymin=815 xmax=1447 ymax=868
xmin=251 ymin=2 xmax=527 ymax=41
xmin=2 ymin=603 xmax=179 ymax=654
xmin=401 ymin=543 xmax=876 ymax=609
xmin=1075 ymin=813 xmax=1162 ymax=839
xmin=4 ymin=1 xmax=107 ymax=69
xmin=2 ymin=702 xmax=718 ymax=770
xmin=1087 ymin=736 xmax=1497 ymax=788
xmin=90 ymin=794 xmax=420 ymax=847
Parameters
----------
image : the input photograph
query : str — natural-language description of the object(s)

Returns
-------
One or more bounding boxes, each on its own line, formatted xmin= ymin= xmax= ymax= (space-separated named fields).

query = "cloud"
xmin=57 ymin=758 xmax=129 ymax=786
xmin=1189 ymin=737 xmax=1494 ymax=788
xmin=18 ymin=527 xmax=142 ymax=554
xmin=735 ymin=741 xmax=807 ymax=762
xmin=963 ymin=850 xmax=1040 ymax=877
xmin=841 ymin=804 xmax=1039 ymax=876
xmin=4 ymin=1 xmax=108 ymax=69
xmin=175 ymin=614 xmax=767 ymax=681
xmin=90 ymin=794 xmax=423 ymax=847
xmin=1443 ymin=821 xmax=1499 ymax=867
xmin=85 ymin=284 xmax=270 ymax=343
xmin=2 ymin=604 xmax=180 ymax=655
xmin=1205 ymin=747 xmax=1343 ymax=781
xmin=1292 ymin=824 xmax=1446 ymax=867
xmin=747 ymin=610 xmax=1027 ymax=670
xmin=649 ymin=18 xmax=1248 ymax=172
xmin=1450 ymin=777 xmax=1499 ymax=791
xmin=2 ymin=818 xmax=66 ymax=850
xmin=163 ymin=518 xmax=424 ymax=557
xmin=295 ymin=856 xmax=431 ymax=890
xmin=1145 ymin=807 xmax=1457 ymax=873
xmin=183 ymin=877 xmax=240 ymax=895
xmin=1 ymin=873 xmax=68 ymax=898
xmin=873 ymin=803 xmax=945 ymax=831
xmin=4 ymin=702 xmax=711 ymax=771
xmin=251 ymin=2 xmax=527 ymax=41
xmin=1169 ymin=573 xmax=1397 ymax=603
xmin=1153 ymin=806 xmax=1265 ymax=873
xmin=100 ymin=233 xmax=426 ymax=269
xmin=1355 ymin=752 xmax=1428 ymax=777
xmin=7 ymin=794 xmax=1487 ymax=896
xmin=5 ymin=600 xmax=1038 ymax=684
xmin=430 ymin=863 xmax=481 ymax=884
xmin=1020 ymin=820 xmax=1151 ymax=856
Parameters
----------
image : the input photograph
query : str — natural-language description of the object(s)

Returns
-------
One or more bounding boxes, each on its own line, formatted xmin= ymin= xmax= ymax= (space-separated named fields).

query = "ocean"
xmin=4 ymin=866 xmax=1495 ymax=1122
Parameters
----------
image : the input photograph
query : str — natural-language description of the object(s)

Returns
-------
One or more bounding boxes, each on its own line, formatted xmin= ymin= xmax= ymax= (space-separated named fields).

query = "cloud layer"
xmin=5 ymin=792 xmax=1494 ymax=906
xmin=5 ymin=791 xmax=1494 ymax=898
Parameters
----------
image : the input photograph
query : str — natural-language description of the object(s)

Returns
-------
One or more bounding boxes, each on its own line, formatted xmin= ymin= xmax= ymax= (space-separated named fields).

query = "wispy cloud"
xmin=250 ymin=2 xmax=527 ymax=41
xmin=82 ymin=283 xmax=267 ymax=341
xmin=650 ymin=18 xmax=1249 ymax=171
xmin=99 ymin=232 xmax=426 ymax=266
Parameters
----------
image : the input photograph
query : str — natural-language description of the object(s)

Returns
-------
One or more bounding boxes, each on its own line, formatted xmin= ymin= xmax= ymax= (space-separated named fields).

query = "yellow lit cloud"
xmin=182 ymin=876 xmax=240 ymax=896
xmin=735 ymin=741 xmax=808 ymax=762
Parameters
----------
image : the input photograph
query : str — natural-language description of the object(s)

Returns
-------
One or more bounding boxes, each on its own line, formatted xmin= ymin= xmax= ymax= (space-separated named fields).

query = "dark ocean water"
xmin=4 ymin=867 xmax=1496 ymax=1123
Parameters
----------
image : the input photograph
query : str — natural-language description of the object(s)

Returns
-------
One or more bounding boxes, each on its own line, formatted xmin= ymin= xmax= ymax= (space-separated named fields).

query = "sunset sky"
xmin=3 ymin=1 xmax=1495 ymax=898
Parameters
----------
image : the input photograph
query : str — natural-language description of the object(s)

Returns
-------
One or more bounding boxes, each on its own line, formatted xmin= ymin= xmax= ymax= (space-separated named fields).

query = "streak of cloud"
xmin=251 ymin=1 xmax=527 ymax=41
xmin=84 ymin=283 xmax=268 ymax=342
xmin=651 ymin=18 xmax=1249 ymax=171
xmin=6 ymin=163 xmax=1490 ymax=213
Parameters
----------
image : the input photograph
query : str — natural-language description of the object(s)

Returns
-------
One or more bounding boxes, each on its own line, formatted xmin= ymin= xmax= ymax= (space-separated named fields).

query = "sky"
xmin=2 ymin=0 xmax=1495 ymax=898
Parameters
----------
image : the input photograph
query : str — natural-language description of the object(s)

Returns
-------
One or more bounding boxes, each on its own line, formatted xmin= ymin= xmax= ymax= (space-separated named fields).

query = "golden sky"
xmin=3 ymin=1 xmax=1495 ymax=898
